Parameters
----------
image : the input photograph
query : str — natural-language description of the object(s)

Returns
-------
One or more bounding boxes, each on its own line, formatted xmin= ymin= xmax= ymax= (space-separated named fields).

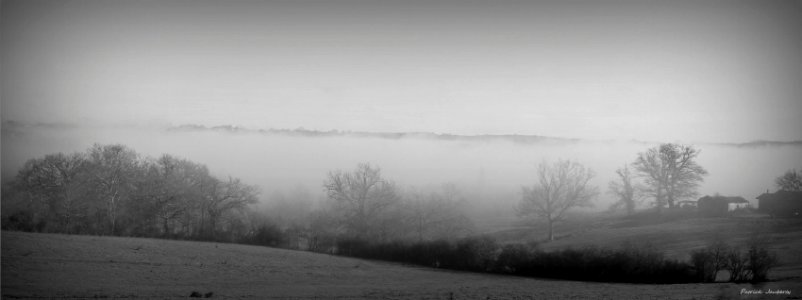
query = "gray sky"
xmin=3 ymin=0 xmax=801 ymax=143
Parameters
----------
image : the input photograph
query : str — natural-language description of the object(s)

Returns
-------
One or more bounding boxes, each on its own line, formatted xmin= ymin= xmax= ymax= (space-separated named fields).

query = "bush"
xmin=446 ymin=236 xmax=499 ymax=271
xmin=496 ymin=243 xmax=537 ymax=274
xmin=241 ymin=223 xmax=285 ymax=247
xmin=521 ymin=245 xmax=695 ymax=283
xmin=323 ymin=235 xmax=700 ymax=284
xmin=691 ymin=239 xmax=779 ymax=283
xmin=335 ymin=237 xmax=370 ymax=256
xmin=689 ymin=241 xmax=729 ymax=282
xmin=747 ymin=243 xmax=778 ymax=282
xmin=1 ymin=211 xmax=36 ymax=232
xmin=726 ymin=247 xmax=749 ymax=282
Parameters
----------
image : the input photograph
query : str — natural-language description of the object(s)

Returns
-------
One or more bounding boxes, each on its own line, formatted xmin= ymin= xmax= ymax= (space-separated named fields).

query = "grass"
xmin=491 ymin=209 xmax=802 ymax=284
xmin=3 ymin=231 xmax=801 ymax=299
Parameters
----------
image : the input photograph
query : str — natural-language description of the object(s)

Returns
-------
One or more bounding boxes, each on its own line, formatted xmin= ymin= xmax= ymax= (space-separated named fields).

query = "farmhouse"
xmin=697 ymin=195 xmax=750 ymax=216
xmin=757 ymin=190 xmax=802 ymax=217
xmin=677 ymin=200 xmax=697 ymax=209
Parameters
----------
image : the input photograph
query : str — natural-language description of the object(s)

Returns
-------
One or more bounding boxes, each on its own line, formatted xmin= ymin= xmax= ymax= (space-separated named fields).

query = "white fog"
xmin=3 ymin=123 xmax=799 ymax=221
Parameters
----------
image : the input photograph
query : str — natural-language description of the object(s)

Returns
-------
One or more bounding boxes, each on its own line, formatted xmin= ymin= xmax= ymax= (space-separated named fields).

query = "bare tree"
xmin=3 ymin=143 xmax=266 ymax=242
xmin=202 ymin=176 xmax=259 ymax=239
xmin=775 ymin=168 xmax=801 ymax=191
xmin=14 ymin=152 xmax=89 ymax=233
xmin=87 ymin=144 xmax=141 ymax=235
xmin=307 ymin=206 xmax=340 ymax=253
xmin=324 ymin=163 xmax=399 ymax=239
xmin=136 ymin=154 xmax=209 ymax=236
xmin=405 ymin=184 xmax=473 ymax=242
xmin=517 ymin=160 xmax=598 ymax=241
xmin=632 ymin=143 xmax=707 ymax=212
xmin=608 ymin=164 xmax=641 ymax=215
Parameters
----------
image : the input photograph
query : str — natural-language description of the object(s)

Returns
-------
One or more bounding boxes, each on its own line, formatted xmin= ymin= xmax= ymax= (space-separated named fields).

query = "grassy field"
xmin=491 ymin=210 xmax=802 ymax=283
xmin=3 ymin=231 xmax=801 ymax=299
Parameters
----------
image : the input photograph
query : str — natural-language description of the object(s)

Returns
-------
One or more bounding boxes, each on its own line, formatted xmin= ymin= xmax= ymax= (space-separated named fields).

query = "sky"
xmin=2 ymin=0 xmax=802 ymax=143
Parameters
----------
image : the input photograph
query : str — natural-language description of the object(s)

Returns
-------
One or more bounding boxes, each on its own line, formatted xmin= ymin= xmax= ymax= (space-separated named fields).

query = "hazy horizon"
xmin=4 ymin=122 xmax=801 ymax=213
xmin=3 ymin=0 xmax=802 ymax=144
xmin=3 ymin=0 xmax=802 ymax=216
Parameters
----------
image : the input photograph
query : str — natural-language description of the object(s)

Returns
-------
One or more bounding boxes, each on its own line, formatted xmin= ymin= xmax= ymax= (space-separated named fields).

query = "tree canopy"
xmin=632 ymin=143 xmax=707 ymax=211
xmin=2 ymin=144 xmax=259 ymax=240
xmin=776 ymin=168 xmax=802 ymax=192
xmin=517 ymin=160 xmax=598 ymax=241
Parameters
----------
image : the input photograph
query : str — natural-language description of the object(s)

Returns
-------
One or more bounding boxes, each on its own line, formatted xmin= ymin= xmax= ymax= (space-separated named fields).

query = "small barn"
xmin=757 ymin=190 xmax=802 ymax=217
xmin=697 ymin=195 xmax=750 ymax=216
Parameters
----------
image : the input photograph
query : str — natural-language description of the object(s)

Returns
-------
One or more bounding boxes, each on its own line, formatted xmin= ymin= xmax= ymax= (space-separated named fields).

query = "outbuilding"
xmin=757 ymin=191 xmax=802 ymax=217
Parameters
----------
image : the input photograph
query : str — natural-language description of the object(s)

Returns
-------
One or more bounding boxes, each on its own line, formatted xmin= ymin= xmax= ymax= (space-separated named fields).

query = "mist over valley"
xmin=3 ymin=121 xmax=799 ymax=223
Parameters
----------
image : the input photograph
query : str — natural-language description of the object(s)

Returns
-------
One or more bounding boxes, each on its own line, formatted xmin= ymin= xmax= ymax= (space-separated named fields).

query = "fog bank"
xmin=3 ymin=123 xmax=800 ymax=214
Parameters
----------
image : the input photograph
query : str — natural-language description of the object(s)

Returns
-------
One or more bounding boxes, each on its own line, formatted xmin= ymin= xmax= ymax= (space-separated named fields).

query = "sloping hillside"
xmin=492 ymin=210 xmax=802 ymax=282
xmin=2 ymin=231 xmax=800 ymax=299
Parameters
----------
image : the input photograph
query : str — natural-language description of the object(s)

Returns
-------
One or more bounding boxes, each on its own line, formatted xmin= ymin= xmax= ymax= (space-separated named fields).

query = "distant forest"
xmin=2 ymin=142 xmax=791 ymax=284
xmin=167 ymin=123 xmax=802 ymax=147
xmin=1 ymin=144 xmax=474 ymax=247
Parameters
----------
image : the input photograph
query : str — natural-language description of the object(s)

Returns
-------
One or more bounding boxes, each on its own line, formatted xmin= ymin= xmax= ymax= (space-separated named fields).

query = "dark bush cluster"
xmin=333 ymin=236 xmax=699 ymax=283
xmin=335 ymin=236 xmax=498 ymax=272
xmin=497 ymin=243 xmax=695 ymax=283
xmin=239 ymin=222 xmax=286 ymax=247
xmin=690 ymin=239 xmax=778 ymax=283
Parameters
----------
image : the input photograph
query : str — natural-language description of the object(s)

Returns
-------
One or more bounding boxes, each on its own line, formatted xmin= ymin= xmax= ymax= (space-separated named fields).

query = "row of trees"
xmin=2 ymin=147 xmax=475 ymax=248
xmin=608 ymin=144 xmax=799 ymax=216
xmin=311 ymin=163 xmax=474 ymax=249
xmin=6 ymin=142 xmax=790 ymax=246
xmin=2 ymin=144 xmax=258 ymax=240
xmin=2 ymin=142 xmax=785 ymax=284
xmin=608 ymin=143 xmax=708 ymax=215
xmin=514 ymin=143 xmax=709 ymax=241
xmin=308 ymin=142 xmax=720 ymax=246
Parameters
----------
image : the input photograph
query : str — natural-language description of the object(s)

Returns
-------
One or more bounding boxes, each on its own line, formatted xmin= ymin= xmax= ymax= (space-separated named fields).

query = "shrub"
xmin=689 ymin=241 xmax=729 ymax=282
xmin=241 ymin=223 xmax=285 ymax=247
xmin=335 ymin=237 xmax=369 ymax=256
xmin=1 ymin=211 xmax=36 ymax=232
xmin=322 ymin=235 xmax=698 ymax=284
xmin=496 ymin=243 xmax=537 ymax=274
xmin=747 ymin=243 xmax=778 ymax=282
xmin=690 ymin=249 xmax=714 ymax=282
xmin=711 ymin=240 xmax=777 ymax=283
xmin=725 ymin=247 xmax=749 ymax=282
xmin=448 ymin=236 xmax=499 ymax=271
xmin=514 ymin=245 xmax=695 ymax=283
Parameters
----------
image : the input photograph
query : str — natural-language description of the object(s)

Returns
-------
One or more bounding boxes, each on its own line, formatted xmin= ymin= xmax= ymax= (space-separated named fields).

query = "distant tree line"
xmin=308 ymin=163 xmax=475 ymax=251
xmin=607 ymin=143 xmax=708 ymax=215
xmin=2 ymin=142 xmax=782 ymax=284
xmin=1 ymin=144 xmax=258 ymax=241
xmin=1 ymin=146 xmax=475 ymax=248
xmin=513 ymin=143 xmax=710 ymax=242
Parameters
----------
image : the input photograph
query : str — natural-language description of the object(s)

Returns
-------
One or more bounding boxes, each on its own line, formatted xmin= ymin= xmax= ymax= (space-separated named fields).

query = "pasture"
xmin=2 ymin=230 xmax=800 ymax=299
xmin=494 ymin=211 xmax=802 ymax=284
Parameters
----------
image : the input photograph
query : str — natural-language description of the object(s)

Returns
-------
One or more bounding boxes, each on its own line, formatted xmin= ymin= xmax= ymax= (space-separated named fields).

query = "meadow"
xmin=2 ymin=227 xmax=800 ymax=299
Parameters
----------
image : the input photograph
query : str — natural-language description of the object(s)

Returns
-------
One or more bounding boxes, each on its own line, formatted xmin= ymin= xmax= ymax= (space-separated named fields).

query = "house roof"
xmin=698 ymin=195 xmax=748 ymax=204
xmin=757 ymin=190 xmax=802 ymax=201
